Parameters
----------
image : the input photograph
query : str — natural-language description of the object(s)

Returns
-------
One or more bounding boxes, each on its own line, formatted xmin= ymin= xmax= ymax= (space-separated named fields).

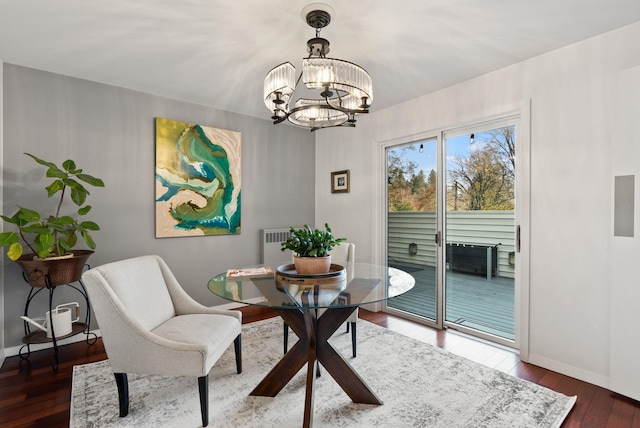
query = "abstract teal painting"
xmin=155 ymin=117 xmax=241 ymax=237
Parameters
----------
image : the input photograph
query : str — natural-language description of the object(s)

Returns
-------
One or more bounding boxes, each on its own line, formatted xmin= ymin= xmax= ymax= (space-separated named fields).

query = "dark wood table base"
xmin=250 ymin=290 xmax=382 ymax=427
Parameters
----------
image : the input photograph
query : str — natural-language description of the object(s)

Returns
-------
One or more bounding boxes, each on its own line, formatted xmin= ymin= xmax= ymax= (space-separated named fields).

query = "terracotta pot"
xmin=293 ymin=255 xmax=332 ymax=275
xmin=15 ymin=250 xmax=94 ymax=287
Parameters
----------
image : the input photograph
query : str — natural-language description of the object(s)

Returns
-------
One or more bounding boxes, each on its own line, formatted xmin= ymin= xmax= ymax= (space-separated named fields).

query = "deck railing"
xmin=388 ymin=210 xmax=515 ymax=279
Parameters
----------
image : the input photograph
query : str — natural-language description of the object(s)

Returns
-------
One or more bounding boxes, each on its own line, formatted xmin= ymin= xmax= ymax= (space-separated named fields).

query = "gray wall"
xmin=1 ymin=64 xmax=315 ymax=349
xmin=0 ymin=59 xmax=4 ymax=363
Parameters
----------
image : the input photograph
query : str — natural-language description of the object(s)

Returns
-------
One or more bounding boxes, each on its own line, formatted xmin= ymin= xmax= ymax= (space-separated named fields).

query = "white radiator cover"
xmin=260 ymin=227 xmax=309 ymax=268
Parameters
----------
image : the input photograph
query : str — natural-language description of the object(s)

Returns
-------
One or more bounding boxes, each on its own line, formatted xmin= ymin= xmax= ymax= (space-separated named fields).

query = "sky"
xmin=391 ymin=134 xmax=475 ymax=179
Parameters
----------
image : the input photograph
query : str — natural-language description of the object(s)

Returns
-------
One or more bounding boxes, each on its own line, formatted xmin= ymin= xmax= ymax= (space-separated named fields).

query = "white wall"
xmin=609 ymin=65 xmax=640 ymax=400
xmin=316 ymin=21 xmax=640 ymax=398
xmin=1 ymin=65 xmax=316 ymax=351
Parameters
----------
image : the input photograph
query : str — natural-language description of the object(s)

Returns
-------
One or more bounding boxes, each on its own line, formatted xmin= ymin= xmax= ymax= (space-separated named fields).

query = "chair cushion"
xmin=95 ymin=255 xmax=176 ymax=331
xmin=152 ymin=314 xmax=241 ymax=369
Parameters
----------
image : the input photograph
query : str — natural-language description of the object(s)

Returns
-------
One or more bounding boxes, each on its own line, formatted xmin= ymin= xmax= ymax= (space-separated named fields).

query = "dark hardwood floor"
xmin=1 ymin=306 xmax=639 ymax=427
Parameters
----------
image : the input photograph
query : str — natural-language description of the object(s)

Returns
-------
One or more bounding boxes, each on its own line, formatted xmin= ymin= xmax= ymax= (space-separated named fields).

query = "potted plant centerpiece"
xmin=0 ymin=153 xmax=105 ymax=287
xmin=281 ymin=223 xmax=346 ymax=274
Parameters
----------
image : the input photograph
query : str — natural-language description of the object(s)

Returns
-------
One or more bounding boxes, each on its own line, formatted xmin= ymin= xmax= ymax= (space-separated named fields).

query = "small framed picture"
xmin=331 ymin=170 xmax=350 ymax=193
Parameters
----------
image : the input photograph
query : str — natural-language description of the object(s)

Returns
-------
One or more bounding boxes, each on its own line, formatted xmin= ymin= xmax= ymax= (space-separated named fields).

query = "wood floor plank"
xmin=633 ymin=406 xmax=640 ymax=427
xmin=582 ymin=386 xmax=616 ymax=427
xmin=564 ymin=376 xmax=600 ymax=426
xmin=508 ymin=359 xmax=548 ymax=383
xmin=606 ymin=397 xmax=636 ymax=428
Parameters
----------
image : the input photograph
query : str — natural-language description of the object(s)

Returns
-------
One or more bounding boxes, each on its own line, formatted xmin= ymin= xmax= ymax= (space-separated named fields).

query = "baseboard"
xmin=3 ymin=329 xmax=103 ymax=358
xmin=528 ymin=352 xmax=609 ymax=390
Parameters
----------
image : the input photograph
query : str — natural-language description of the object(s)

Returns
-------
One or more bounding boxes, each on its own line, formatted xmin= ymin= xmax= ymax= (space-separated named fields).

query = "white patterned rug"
xmin=71 ymin=318 xmax=575 ymax=427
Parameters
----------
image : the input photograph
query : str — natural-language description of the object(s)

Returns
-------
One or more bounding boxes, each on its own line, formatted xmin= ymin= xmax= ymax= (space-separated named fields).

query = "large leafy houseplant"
xmin=0 ymin=153 xmax=105 ymax=262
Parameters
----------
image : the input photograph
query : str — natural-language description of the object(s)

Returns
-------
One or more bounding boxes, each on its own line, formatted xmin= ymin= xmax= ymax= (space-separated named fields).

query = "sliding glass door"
xmin=385 ymin=119 xmax=518 ymax=346
xmin=444 ymin=126 xmax=516 ymax=341
xmin=386 ymin=139 xmax=438 ymax=322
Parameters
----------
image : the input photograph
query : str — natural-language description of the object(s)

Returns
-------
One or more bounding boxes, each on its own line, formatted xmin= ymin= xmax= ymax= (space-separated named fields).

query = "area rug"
xmin=71 ymin=318 xmax=575 ymax=427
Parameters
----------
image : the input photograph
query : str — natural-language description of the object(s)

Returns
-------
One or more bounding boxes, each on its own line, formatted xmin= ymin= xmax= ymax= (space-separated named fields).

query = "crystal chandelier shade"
xmin=263 ymin=62 xmax=296 ymax=113
xmin=263 ymin=6 xmax=372 ymax=131
xmin=302 ymin=58 xmax=372 ymax=105
xmin=289 ymin=99 xmax=349 ymax=128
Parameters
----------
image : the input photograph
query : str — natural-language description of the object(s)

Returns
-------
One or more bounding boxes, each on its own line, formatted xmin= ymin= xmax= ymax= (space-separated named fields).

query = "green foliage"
xmin=390 ymin=200 xmax=415 ymax=212
xmin=0 ymin=153 xmax=105 ymax=261
xmin=448 ymin=132 xmax=515 ymax=211
xmin=387 ymin=145 xmax=437 ymax=212
xmin=281 ymin=223 xmax=346 ymax=257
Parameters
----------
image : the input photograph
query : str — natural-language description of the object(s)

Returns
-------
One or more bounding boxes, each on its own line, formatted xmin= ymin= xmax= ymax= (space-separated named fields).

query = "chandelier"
xmin=263 ymin=4 xmax=373 ymax=131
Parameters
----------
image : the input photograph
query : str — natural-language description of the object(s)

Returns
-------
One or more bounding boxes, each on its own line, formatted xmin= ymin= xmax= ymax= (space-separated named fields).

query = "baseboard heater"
xmin=446 ymin=243 xmax=499 ymax=279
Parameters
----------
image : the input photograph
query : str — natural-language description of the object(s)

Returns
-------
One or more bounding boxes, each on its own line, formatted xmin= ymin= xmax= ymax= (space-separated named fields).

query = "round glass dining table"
xmin=208 ymin=262 xmax=415 ymax=428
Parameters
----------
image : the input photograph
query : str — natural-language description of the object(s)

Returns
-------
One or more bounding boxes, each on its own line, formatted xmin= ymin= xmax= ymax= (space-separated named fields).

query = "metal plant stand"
xmin=19 ymin=270 xmax=98 ymax=371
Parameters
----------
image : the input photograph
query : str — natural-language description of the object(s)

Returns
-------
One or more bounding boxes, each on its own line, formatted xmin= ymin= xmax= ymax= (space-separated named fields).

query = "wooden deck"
xmin=388 ymin=263 xmax=515 ymax=340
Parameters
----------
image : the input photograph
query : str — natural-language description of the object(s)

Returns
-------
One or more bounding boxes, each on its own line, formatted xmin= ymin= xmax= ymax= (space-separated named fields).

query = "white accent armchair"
xmin=284 ymin=242 xmax=358 ymax=357
xmin=81 ymin=255 xmax=242 ymax=427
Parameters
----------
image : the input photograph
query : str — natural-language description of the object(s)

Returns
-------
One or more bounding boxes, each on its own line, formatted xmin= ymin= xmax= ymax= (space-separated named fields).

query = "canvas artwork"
xmin=155 ymin=117 xmax=241 ymax=237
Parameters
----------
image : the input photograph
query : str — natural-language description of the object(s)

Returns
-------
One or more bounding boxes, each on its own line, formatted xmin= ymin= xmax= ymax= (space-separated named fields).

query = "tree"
xmin=415 ymin=169 xmax=437 ymax=211
xmin=410 ymin=170 xmax=427 ymax=195
xmin=448 ymin=127 xmax=515 ymax=210
xmin=388 ymin=127 xmax=515 ymax=212
xmin=388 ymin=147 xmax=438 ymax=212
xmin=388 ymin=146 xmax=420 ymax=211
xmin=486 ymin=127 xmax=515 ymax=177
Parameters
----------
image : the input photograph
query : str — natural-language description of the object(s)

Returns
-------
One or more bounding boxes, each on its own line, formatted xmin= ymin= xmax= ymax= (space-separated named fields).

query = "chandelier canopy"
xmin=263 ymin=4 xmax=372 ymax=131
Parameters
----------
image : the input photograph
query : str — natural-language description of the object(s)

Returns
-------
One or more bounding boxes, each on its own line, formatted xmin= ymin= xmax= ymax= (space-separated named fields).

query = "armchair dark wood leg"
xmin=283 ymin=322 xmax=288 ymax=354
xmin=234 ymin=334 xmax=242 ymax=374
xmin=351 ymin=322 xmax=357 ymax=358
xmin=114 ymin=373 xmax=129 ymax=417
xmin=199 ymin=375 xmax=209 ymax=427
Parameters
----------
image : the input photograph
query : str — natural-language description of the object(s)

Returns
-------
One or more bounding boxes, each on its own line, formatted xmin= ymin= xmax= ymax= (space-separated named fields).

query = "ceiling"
xmin=2 ymin=0 xmax=640 ymax=122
